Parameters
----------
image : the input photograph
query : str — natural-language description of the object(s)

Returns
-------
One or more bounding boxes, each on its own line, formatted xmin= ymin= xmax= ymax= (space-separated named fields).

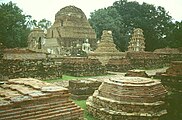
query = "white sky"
xmin=1 ymin=0 xmax=182 ymax=23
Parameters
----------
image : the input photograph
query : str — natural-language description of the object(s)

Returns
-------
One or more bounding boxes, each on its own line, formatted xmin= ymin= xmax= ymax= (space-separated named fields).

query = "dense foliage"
xmin=0 ymin=2 xmax=30 ymax=48
xmin=0 ymin=2 xmax=51 ymax=48
xmin=89 ymin=0 xmax=181 ymax=51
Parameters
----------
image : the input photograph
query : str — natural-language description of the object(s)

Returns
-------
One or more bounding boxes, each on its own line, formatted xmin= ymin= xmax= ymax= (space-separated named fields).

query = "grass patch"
xmin=43 ymin=75 xmax=81 ymax=83
xmin=44 ymin=73 xmax=112 ymax=83
xmin=72 ymin=100 xmax=98 ymax=120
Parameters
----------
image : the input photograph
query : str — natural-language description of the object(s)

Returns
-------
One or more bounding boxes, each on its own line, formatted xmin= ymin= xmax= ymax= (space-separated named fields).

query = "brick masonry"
xmin=69 ymin=78 xmax=102 ymax=100
xmin=0 ymin=78 xmax=84 ymax=120
xmin=86 ymin=76 xmax=167 ymax=120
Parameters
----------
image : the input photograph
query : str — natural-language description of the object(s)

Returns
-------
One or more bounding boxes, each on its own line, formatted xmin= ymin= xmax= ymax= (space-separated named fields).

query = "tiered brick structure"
xmin=128 ymin=28 xmax=145 ymax=52
xmin=87 ymin=77 xmax=167 ymax=120
xmin=89 ymin=30 xmax=125 ymax=65
xmin=62 ymin=57 xmax=106 ymax=77
xmin=0 ymin=78 xmax=84 ymax=120
xmin=159 ymin=61 xmax=182 ymax=119
xmin=45 ymin=5 xmax=97 ymax=55
xmin=69 ymin=79 xmax=102 ymax=100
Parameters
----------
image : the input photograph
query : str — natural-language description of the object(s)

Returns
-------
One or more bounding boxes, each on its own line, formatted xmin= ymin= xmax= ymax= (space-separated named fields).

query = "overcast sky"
xmin=1 ymin=0 xmax=182 ymax=23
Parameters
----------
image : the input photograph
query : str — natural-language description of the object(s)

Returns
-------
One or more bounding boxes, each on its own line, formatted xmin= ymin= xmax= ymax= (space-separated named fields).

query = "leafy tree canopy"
xmin=0 ymin=1 xmax=30 ymax=48
xmin=0 ymin=2 xmax=52 ymax=48
xmin=89 ymin=0 xmax=179 ymax=51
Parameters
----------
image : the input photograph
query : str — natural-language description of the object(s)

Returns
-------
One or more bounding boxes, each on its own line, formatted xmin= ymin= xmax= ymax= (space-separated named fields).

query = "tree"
xmin=89 ymin=0 xmax=173 ymax=51
xmin=165 ymin=21 xmax=182 ymax=48
xmin=38 ymin=18 xmax=52 ymax=30
xmin=0 ymin=1 xmax=30 ymax=48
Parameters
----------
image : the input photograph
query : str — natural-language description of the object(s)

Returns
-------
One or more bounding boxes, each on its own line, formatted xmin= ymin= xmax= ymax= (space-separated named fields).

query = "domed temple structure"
xmin=28 ymin=5 xmax=97 ymax=55
xmin=128 ymin=28 xmax=145 ymax=52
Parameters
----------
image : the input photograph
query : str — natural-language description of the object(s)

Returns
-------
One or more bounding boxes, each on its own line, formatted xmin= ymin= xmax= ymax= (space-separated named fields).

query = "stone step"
xmin=0 ymin=101 xmax=80 ymax=120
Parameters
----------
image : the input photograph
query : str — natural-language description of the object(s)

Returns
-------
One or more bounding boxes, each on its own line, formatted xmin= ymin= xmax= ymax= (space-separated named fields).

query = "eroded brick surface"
xmin=0 ymin=78 xmax=84 ymax=120
xmin=86 ymin=77 xmax=167 ymax=120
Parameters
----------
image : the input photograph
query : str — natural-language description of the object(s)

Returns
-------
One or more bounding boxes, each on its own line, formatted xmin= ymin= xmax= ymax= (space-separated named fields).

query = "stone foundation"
xmin=69 ymin=79 xmax=102 ymax=100
xmin=0 ymin=78 xmax=84 ymax=120
xmin=86 ymin=77 xmax=167 ymax=120
xmin=62 ymin=57 xmax=106 ymax=77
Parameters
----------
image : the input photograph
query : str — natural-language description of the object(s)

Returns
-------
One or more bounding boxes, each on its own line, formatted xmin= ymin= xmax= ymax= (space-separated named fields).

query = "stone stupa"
xmin=128 ymin=28 xmax=145 ymax=52
xmin=89 ymin=30 xmax=125 ymax=65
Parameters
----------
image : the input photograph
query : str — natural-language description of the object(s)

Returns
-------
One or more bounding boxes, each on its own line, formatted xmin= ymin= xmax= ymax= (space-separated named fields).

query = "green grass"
xmin=44 ymin=74 xmax=113 ymax=83
xmin=73 ymin=100 xmax=98 ymax=120
xmin=43 ymin=75 xmax=82 ymax=83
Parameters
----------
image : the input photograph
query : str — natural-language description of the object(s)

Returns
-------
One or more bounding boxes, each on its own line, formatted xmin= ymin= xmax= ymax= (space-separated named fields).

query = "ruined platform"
xmin=0 ymin=78 xmax=83 ymax=120
xmin=86 ymin=77 xmax=167 ymax=120
xmin=69 ymin=79 xmax=102 ymax=100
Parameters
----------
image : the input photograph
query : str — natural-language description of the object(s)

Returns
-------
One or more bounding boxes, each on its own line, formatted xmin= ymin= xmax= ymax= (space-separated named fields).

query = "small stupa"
xmin=94 ymin=30 xmax=119 ymax=53
xmin=128 ymin=28 xmax=145 ymax=52
xmin=89 ymin=30 xmax=125 ymax=65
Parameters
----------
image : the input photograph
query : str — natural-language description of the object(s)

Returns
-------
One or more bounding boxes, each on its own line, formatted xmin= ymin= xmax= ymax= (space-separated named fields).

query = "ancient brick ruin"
xmin=128 ymin=28 xmax=145 ymax=52
xmin=157 ymin=61 xmax=182 ymax=119
xmin=87 ymin=77 xmax=167 ymax=120
xmin=27 ymin=28 xmax=45 ymax=53
xmin=89 ymin=30 xmax=125 ymax=65
xmin=45 ymin=5 xmax=96 ymax=55
xmin=69 ymin=79 xmax=102 ymax=100
xmin=106 ymin=51 xmax=182 ymax=72
xmin=0 ymin=49 xmax=62 ymax=80
xmin=62 ymin=57 xmax=106 ymax=77
xmin=0 ymin=78 xmax=84 ymax=120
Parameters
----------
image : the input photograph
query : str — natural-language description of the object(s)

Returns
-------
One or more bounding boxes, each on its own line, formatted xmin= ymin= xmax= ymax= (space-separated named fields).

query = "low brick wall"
xmin=106 ymin=52 xmax=182 ymax=72
xmin=62 ymin=57 xmax=106 ymax=77
xmin=0 ymin=59 xmax=62 ymax=80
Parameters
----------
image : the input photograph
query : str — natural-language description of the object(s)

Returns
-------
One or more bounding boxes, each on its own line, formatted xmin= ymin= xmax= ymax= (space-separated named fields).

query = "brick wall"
xmin=0 ymin=59 xmax=62 ymax=80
